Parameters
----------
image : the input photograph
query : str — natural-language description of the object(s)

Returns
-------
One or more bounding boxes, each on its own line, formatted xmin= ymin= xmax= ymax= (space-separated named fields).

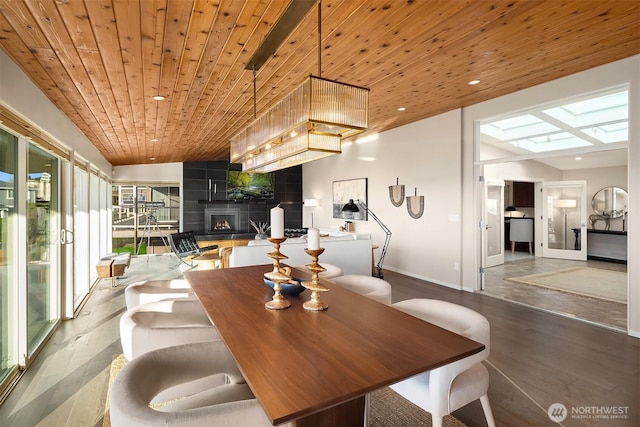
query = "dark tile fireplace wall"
xmin=183 ymin=161 xmax=303 ymax=236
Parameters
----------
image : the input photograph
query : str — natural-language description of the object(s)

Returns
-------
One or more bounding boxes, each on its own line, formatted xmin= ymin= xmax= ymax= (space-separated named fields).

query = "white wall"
xmin=0 ymin=51 xmax=111 ymax=174
xmin=113 ymin=163 xmax=182 ymax=183
xmin=484 ymin=159 xmax=563 ymax=183
xmin=462 ymin=55 xmax=639 ymax=337
xmin=304 ymin=109 xmax=463 ymax=289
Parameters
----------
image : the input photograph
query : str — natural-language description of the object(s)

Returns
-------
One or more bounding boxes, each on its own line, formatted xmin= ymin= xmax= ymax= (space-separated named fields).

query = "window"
xmin=112 ymin=184 xmax=180 ymax=255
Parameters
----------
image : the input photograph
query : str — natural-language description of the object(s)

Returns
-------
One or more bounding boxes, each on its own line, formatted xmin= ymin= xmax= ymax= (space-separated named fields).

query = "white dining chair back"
xmin=125 ymin=279 xmax=195 ymax=310
xmin=294 ymin=262 xmax=344 ymax=279
xmin=390 ymin=299 xmax=496 ymax=427
xmin=331 ymin=274 xmax=392 ymax=305
xmin=110 ymin=340 xmax=282 ymax=427
xmin=120 ymin=299 xmax=219 ymax=361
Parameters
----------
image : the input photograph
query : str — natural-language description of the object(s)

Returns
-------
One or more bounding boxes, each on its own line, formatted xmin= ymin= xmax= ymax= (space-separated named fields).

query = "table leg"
xmin=294 ymin=396 xmax=365 ymax=427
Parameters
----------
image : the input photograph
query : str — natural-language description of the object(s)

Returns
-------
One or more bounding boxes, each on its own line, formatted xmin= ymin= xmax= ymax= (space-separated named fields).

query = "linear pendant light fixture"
xmin=230 ymin=0 xmax=369 ymax=173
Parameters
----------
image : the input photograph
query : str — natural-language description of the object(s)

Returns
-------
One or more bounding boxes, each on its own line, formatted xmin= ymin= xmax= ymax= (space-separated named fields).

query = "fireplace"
xmin=204 ymin=209 xmax=240 ymax=234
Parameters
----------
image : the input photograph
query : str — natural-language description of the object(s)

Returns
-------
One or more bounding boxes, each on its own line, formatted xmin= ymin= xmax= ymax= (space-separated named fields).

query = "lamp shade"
xmin=341 ymin=199 xmax=360 ymax=213
xmin=555 ymin=199 xmax=577 ymax=208
xmin=230 ymin=75 xmax=369 ymax=173
xmin=304 ymin=198 xmax=319 ymax=207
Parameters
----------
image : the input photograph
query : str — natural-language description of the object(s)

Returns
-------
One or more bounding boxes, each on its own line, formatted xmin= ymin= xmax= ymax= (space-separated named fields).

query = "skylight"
xmin=480 ymin=89 xmax=629 ymax=154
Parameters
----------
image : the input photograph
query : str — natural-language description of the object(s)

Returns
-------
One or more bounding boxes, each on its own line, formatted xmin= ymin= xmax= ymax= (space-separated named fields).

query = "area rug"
xmin=103 ymin=353 xmax=467 ymax=427
xmin=102 ymin=353 xmax=126 ymax=427
xmin=369 ymin=387 xmax=467 ymax=427
xmin=506 ymin=267 xmax=626 ymax=303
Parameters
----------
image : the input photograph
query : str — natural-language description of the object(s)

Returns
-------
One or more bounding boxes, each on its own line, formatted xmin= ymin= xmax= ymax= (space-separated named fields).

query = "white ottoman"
xmin=120 ymin=299 xmax=219 ymax=361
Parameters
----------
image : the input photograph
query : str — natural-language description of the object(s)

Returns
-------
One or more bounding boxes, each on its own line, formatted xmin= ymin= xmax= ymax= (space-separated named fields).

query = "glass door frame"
xmin=0 ymin=129 xmax=21 ymax=397
xmin=72 ymin=165 xmax=90 ymax=312
xmin=541 ymin=180 xmax=587 ymax=261
xmin=26 ymin=143 xmax=62 ymax=360
xmin=483 ymin=179 xmax=505 ymax=270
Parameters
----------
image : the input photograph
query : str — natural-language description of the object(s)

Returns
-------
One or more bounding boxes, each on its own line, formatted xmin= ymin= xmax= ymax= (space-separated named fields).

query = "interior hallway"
xmin=483 ymin=252 xmax=628 ymax=332
xmin=0 ymin=256 xmax=637 ymax=426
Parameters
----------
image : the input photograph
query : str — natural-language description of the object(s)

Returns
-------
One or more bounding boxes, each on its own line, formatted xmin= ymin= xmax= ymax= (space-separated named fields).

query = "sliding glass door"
xmin=73 ymin=167 xmax=90 ymax=308
xmin=26 ymin=144 xmax=60 ymax=357
xmin=0 ymin=129 xmax=18 ymax=389
xmin=0 ymin=125 xmax=112 ymax=400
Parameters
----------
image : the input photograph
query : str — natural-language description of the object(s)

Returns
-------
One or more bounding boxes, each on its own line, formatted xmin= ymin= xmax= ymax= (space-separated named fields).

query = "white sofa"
xmin=228 ymin=232 xmax=372 ymax=276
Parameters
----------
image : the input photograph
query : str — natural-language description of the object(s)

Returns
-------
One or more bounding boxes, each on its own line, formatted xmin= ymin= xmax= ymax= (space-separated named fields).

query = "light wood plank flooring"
xmin=0 ymin=256 xmax=637 ymax=426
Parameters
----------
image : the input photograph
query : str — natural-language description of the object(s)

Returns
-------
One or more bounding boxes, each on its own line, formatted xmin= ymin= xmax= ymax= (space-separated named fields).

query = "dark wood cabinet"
xmin=513 ymin=181 xmax=534 ymax=207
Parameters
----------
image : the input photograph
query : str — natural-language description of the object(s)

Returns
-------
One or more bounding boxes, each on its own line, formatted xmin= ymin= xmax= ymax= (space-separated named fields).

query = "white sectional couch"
xmin=228 ymin=231 xmax=372 ymax=276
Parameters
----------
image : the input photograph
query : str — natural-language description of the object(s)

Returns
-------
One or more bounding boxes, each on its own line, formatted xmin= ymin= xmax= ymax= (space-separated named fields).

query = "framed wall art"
xmin=332 ymin=178 xmax=368 ymax=221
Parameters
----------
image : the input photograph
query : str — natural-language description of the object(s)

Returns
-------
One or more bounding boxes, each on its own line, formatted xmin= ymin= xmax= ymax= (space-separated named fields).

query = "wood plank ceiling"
xmin=0 ymin=0 xmax=638 ymax=166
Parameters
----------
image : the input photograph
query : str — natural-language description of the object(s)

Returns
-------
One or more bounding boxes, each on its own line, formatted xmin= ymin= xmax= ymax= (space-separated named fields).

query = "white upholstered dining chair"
xmin=120 ymin=299 xmax=219 ymax=361
xmin=330 ymin=274 xmax=392 ymax=305
xmin=293 ymin=262 xmax=344 ymax=279
xmin=509 ymin=218 xmax=533 ymax=254
xmin=124 ymin=279 xmax=196 ymax=310
xmin=110 ymin=340 xmax=279 ymax=427
xmin=389 ymin=299 xmax=496 ymax=427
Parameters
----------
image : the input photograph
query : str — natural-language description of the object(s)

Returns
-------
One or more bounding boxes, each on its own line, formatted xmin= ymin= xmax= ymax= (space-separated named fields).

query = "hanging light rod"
xmin=245 ymin=0 xmax=317 ymax=71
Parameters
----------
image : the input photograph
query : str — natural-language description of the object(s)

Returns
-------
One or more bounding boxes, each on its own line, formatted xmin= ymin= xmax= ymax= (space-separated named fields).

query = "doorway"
xmin=475 ymin=86 xmax=630 ymax=331
xmin=479 ymin=158 xmax=628 ymax=331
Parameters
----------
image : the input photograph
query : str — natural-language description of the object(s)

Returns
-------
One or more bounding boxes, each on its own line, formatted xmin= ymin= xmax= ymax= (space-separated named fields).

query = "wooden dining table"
xmin=184 ymin=264 xmax=484 ymax=426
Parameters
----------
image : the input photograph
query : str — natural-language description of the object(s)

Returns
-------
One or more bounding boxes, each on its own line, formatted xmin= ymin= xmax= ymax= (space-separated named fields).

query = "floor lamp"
xmin=342 ymin=199 xmax=391 ymax=279
xmin=304 ymin=198 xmax=319 ymax=228
xmin=555 ymin=199 xmax=576 ymax=249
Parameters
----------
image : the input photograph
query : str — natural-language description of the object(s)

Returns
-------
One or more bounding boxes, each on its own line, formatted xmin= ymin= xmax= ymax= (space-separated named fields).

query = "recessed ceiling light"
xmin=468 ymin=80 xmax=481 ymax=85
xmin=152 ymin=95 xmax=165 ymax=101
xmin=151 ymin=138 xmax=158 ymax=142
xmin=397 ymin=107 xmax=406 ymax=111
xmin=575 ymin=156 xmax=582 ymax=160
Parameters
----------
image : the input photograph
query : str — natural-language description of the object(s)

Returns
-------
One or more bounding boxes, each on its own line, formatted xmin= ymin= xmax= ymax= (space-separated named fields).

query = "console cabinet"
xmin=587 ymin=230 xmax=627 ymax=263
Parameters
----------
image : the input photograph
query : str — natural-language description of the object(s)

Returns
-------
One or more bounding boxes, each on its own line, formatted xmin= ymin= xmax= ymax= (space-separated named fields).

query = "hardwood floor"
xmin=0 ymin=257 xmax=637 ymax=426
xmin=387 ymin=270 xmax=638 ymax=426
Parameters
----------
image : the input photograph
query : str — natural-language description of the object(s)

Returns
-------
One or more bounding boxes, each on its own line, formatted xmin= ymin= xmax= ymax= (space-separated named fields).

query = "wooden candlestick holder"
xmin=302 ymin=248 xmax=329 ymax=311
xmin=264 ymin=237 xmax=292 ymax=310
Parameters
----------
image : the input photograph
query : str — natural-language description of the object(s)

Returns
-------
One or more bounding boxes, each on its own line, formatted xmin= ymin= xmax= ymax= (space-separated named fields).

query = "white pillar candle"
xmin=307 ymin=227 xmax=320 ymax=250
xmin=270 ymin=205 xmax=284 ymax=238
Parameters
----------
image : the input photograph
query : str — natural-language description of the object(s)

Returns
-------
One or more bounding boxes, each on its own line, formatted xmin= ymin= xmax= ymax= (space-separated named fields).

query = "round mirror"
xmin=591 ymin=186 xmax=628 ymax=218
